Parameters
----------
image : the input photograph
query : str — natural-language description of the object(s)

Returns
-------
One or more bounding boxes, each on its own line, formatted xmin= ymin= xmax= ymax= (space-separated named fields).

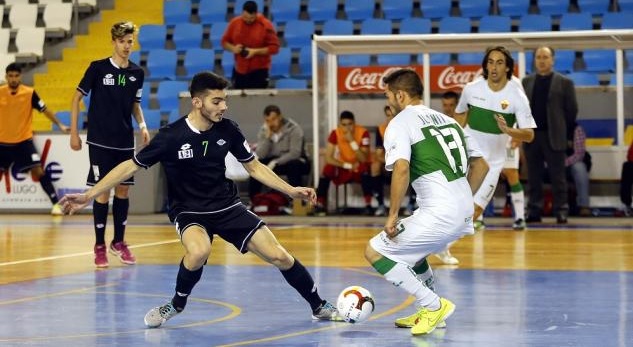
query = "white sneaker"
xmin=434 ymin=249 xmax=459 ymax=265
xmin=374 ymin=205 xmax=386 ymax=216
xmin=144 ymin=302 xmax=180 ymax=328
xmin=51 ymin=203 xmax=63 ymax=216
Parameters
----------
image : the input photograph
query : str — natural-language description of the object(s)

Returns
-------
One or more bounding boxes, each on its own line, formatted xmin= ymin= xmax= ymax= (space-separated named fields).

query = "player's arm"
xmin=132 ymin=102 xmax=150 ymax=145
xmin=454 ymin=111 xmax=468 ymax=128
xmin=42 ymin=108 xmax=69 ymax=133
xmin=467 ymin=156 xmax=489 ymax=194
xmin=495 ymin=115 xmax=534 ymax=142
xmin=324 ymin=142 xmax=347 ymax=167
xmin=60 ymin=160 xmax=141 ymax=214
xmin=385 ymin=159 xmax=409 ymax=237
xmin=69 ymin=90 xmax=84 ymax=150
xmin=243 ymin=158 xmax=316 ymax=203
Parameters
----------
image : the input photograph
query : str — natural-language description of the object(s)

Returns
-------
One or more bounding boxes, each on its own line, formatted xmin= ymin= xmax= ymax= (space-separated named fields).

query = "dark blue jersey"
xmin=77 ymin=58 xmax=144 ymax=150
xmin=133 ymin=116 xmax=255 ymax=222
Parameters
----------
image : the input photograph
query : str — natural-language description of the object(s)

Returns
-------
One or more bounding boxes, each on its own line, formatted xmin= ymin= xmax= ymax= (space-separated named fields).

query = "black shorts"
xmin=87 ymin=145 xmax=134 ymax=186
xmin=0 ymin=139 xmax=40 ymax=173
xmin=174 ymin=202 xmax=265 ymax=254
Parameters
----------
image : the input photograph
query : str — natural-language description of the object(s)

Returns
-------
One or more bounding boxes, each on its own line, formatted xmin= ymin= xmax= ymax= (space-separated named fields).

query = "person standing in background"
xmin=69 ymin=21 xmax=150 ymax=268
xmin=565 ymin=122 xmax=591 ymax=217
xmin=0 ymin=63 xmax=69 ymax=215
xmin=522 ymin=46 xmax=578 ymax=224
xmin=617 ymin=141 xmax=633 ymax=217
xmin=221 ymin=1 xmax=280 ymax=89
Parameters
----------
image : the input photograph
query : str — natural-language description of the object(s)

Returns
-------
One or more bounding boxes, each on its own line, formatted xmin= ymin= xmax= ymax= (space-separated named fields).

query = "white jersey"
xmin=384 ymin=104 xmax=481 ymax=213
xmin=455 ymin=77 xmax=536 ymax=167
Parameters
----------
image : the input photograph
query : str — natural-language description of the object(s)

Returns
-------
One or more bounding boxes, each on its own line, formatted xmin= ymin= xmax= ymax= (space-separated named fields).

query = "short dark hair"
xmin=381 ymin=68 xmax=423 ymax=98
xmin=482 ymin=46 xmax=514 ymax=80
xmin=340 ymin=110 xmax=355 ymax=121
xmin=243 ymin=1 xmax=258 ymax=14
xmin=5 ymin=63 xmax=21 ymax=74
xmin=189 ymin=71 xmax=230 ymax=98
xmin=442 ymin=91 xmax=459 ymax=101
xmin=263 ymin=104 xmax=281 ymax=116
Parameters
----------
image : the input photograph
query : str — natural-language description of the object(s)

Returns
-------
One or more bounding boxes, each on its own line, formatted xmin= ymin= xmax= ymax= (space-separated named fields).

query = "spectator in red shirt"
xmin=221 ymin=1 xmax=280 ymax=89
xmin=619 ymin=141 xmax=633 ymax=216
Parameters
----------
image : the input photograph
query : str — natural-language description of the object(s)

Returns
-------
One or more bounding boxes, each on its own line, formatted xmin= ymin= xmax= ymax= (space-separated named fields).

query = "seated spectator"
xmin=249 ymin=105 xmax=310 ymax=203
xmin=565 ymin=122 xmax=592 ymax=216
xmin=618 ymin=141 xmax=633 ymax=216
xmin=315 ymin=111 xmax=372 ymax=215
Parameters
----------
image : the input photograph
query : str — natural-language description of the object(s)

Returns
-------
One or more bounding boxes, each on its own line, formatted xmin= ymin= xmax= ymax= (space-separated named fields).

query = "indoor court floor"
xmin=1 ymin=213 xmax=632 ymax=346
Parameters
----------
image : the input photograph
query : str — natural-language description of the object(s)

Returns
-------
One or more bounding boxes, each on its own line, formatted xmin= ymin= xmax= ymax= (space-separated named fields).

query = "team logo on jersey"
xmin=217 ymin=139 xmax=226 ymax=146
xmin=103 ymin=74 xmax=115 ymax=85
xmin=501 ymin=100 xmax=509 ymax=110
xmin=129 ymin=76 xmax=136 ymax=82
xmin=178 ymin=143 xmax=193 ymax=159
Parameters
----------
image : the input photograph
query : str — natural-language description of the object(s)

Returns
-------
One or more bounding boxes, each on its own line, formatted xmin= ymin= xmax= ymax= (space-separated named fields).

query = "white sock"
xmin=511 ymin=191 xmax=525 ymax=220
xmin=384 ymin=262 xmax=440 ymax=310
xmin=476 ymin=214 xmax=484 ymax=222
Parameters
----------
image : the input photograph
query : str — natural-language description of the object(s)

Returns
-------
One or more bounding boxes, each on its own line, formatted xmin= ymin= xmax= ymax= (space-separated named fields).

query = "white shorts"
xmin=503 ymin=147 xmax=519 ymax=169
xmin=473 ymin=162 xmax=503 ymax=209
xmin=369 ymin=206 xmax=473 ymax=267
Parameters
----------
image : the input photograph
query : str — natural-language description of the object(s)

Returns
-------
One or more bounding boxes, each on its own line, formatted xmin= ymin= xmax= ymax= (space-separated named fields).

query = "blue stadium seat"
xmin=381 ymin=0 xmax=413 ymax=20
xmin=183 ymin=48 xmax=215 ymax=78
xmin=554 ymin=50 xmax=576 ymax=73
xmin=601 ymin=12 xmax=633 ymax=29
xmin=399 ymin=17 xmax=432 ymax=34
xmin=297 ymin=46 xmax=312 ymax=78
xmin=339 ymin=54 xmax=371 ymax=67
xmin=307 ymin=0 xmax=338 ymax=22
xmin=537 ymin=0 xmax=569 ymax=16
xmin=322 ymin=19 xmax=354 ymax=35
xmin=270 ymin=0 xmax=301 ymax=23
xmin=459 ymin=0 xmax=491 ymax=18
xmin=457 ymin=52 xmax=484 ymax=65
xmin=429 ymin=53 xmax=451 ymax=65
xmin=376 ymin=54 xmax=411 ymax=66
xmin=626 ymin=50 xmax=633 ymax=72
xmin=54 ymin=111 xmax=70 ymax=131
xmin=129 ymin=51 xmax=141 ymax=65
xmin=360 ymin=18 xmax=392 ymax=35
xmin=270 ymin=47 xmax=292 ymax=78
xmin=168 ymin=109 xmax=182 ymax=123
xmin=478 ymin=15 xmax=512 ymax=33
xmin=210 ymin=22 xmax=228 ymax=52
xmin=582 ymin=49 xmax=615 ymax=73
xmin=221 ymin=50 xmax=235 ymax=79
xmin=609 ymin=73 xmax=633 ymax=86
xmin=275 ymin=78 xmax=308 ymax=89
xmin=421 ymin=0 xmax=452 ymax=19
xmin=138 ymin=25 xmax=166 ymax=51
xmin=438 ymin=17 xmax=471 ymax=33
xmin=140 ymin=83 xmax=151 ymax=109
xmin=566 ymin=72 xmax=600 ymax=86
xmin=498 ymin=0 xmax=530 ymax=18
xmin=135 ymin=109 xmax=162 ymax=130
xmin=577 ymin=0 xmax=611 ymax=15
xmin=146 ymin=49 xmax=178 ymax=81
xmin=525 ymin=51 xmax=534 ymax=74
xmin=173 ymin=23 xmax=203 ymax=51
xmin=157 ymin=81 xmax=189 ymax=113
xmin=235 ymin=0 xmax=264 ymax=14
xmin=518 ymin=14 xmax=551 ymax=32
xmin=559 ymin=12 xmax=593 ymax=31
xmin=283 ymin=20 xmax=315 ymax=49
xmin=199 ymin=0 xmax=227 ymax=24
xmin=163 ymin=0 xmax=191 ymax=25
xmin=344 ymin=0 xmax=374 ymax=22
xmin=620 ymin=0 xmax=633 ymax=11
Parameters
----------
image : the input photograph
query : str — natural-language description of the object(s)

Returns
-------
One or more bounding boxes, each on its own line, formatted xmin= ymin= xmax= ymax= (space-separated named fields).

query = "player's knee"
xmin=364 ymin=242 xmax=380 ymax=265
xmin=267 ymin=246 xmax=293 ymax=268
xmin=186 ymin=243 xmax=211 ymax=266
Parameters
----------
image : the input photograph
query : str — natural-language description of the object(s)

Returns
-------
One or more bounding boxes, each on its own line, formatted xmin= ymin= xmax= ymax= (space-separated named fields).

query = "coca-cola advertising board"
xmin=337 ymin=65 xmax=485 ymax=93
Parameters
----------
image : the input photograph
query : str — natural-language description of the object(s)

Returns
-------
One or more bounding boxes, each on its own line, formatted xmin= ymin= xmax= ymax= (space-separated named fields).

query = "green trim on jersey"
xmin=467 ymin=105 xmax=516 ymax=134
xmin=372 ymin=256 xmax=397 ymax=275
xmin=410 ymin=123 xmax=469 ymax=183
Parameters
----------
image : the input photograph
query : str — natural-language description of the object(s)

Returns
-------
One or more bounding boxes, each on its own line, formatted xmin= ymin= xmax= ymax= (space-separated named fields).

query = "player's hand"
xmin=510 ymin=139 xmax=521 ymax=149
xmin=267 ymin=160 xmax=278 ymax=170
xmin=495 ymin=114 xmax=509 ymax=134
xmin=343 ymin=130 xmax=354 ymax=142
xmin=287 ymin=187 xmax=316 ymax=204
xmin=141 ymin=128 xmax=150 ymax=146
xmin=59 ymin=193 xmax=91 ymax=215
xmin=58 ymin=124 xmax=70 ymax=133
xmin=384 ymin=214 xmax=399 ymax=238
xmin=70 ymin=133 xmax=82 ymax=151
xmin=233 ymin=44 xmax=244 ymax=54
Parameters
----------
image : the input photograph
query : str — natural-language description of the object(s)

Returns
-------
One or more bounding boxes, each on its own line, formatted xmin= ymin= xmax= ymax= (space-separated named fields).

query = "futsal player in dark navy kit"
xmin=69 ymin=21 xmax=150 ymax=268
xmin=60 ymin=71 xmax=341 ymax=327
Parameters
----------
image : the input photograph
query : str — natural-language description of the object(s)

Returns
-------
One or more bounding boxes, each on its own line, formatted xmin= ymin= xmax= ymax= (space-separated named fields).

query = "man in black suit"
xmin=522 ymin=46 xmax=578 ymax=224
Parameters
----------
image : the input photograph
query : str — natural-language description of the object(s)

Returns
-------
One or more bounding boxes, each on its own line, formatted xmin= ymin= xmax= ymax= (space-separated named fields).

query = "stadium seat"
xmin=382 ymin=0 xmax=413 ymax=20
xmin=135 ymin=109 xmax=162 ymax=130
xmin=54 ymin=111 xmax=71 ymax=131
xmin=554 ymin=50 xmax=575 ymax=73
xmin=9 ymin=4 xmax=38 ymax=29
xmin=559 ymin=12 xmax=593 ymax=31
xmin=183 ymin=48 xmax=215 ymax=78
xmin=429 ymin=53 xmax=452 ymax=65
xmin=421 ymin=0 xmax=452 ymax=19
xmin=609 ymin=73 xmax=633 ymax=86
xmin=360 ymin=18 xmax=392 ymax=35
xmin=307 ymin=0 xmax=338 ymax=22
xmin=221 ymin=50 xmax=235 ymax=79
xmin=322 ymin=19 xmax=354 ymax=35
xmin=376 ymin=54 xmax=411 ymax=66
xmin=459 ymin=0 xmax=492 ymax=18
xmin=620 ymin=0 xmax=633 ymax=11
xmin=478 ymin=15 xmax=512 ymax=33
xmin=199 ymin=0 xmax=227 ymax=24
xmin=146 ymin=49 xmax=178 ymax=81
xmin=626 ymin=50 xmax=633 ymax=72
xmin=566 ymin=72 xmax=600 ymax=86
xmin=271 ymin=0 xmax=301 ymax=23
xmin=270 ymin=47 xmax=292 ymax=78
xmin=275 ymin=78 xmax=308 ymax=89
xmin=210 ymin=22 xmax=228 ymax=52
xmin=582 ymin=49 xmax=615 ymax=73
xmin=43 ymin=3 xmax=72 ymax=36
xmin=297 ymin=46 xmax=319 ymax=79
xmin=235 ymin=0 xmax=264 ymax=14
xmin=537 ymin=0 xmax=569 ymax=16
xmin=140 ymin=83 xmax=151 ymax=109
xmin=173 ymin=23 xmax=203 ymax=51
xmin=163 ymin=0 xmax=191 ymax=25
xmin=601 ymin=12 xmax=633 ymax=29
xmin=524 ymin=51 xmax=534 ymax=73
xmin=518 ymin=14 xmax=551 ymax=32
xmin=498 ymin=0 xmax=530 ymax=18
xmin=339 ymin=54 xmax=371 ymax=67
xmin=399 ymin=17 xmax=432 ymax=34
xmin=577 ymin=0 xmax=611 ymax=15
xmin=283 ymin=20 xmax=315 ymax=49
xmin=0 ymin=54 xmax=14 ymax=84
xmin=438 ymin=17 xmax=471 ymax=34
xmin=457 ymin=52 xmax=485 ymax=65
xmin=138 ymin=25 xmax=167 ymax=51
xmin=344 ymin=0 xmax=375 ymax=22
xmin=0 ymin=29 xmax=9 ymax=55
xmin=156 ymin=81 xmax=189 ymax=113
xmin=129 ymin=51 xmax=141 ymax=65
xmin=168 ymin=109 xmax=181 ymax=123
xmin=15 ymin=27 xmax=45 ymax=61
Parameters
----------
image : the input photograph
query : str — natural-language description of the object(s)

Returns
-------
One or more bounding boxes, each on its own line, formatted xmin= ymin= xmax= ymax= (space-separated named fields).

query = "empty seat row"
xmin=1 ymin=3 xmax=73 ymax=35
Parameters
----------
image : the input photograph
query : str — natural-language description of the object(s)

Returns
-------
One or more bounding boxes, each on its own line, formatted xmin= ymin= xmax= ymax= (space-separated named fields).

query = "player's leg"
xmin=315 ymin=164 xmax=337 ymax=215
xmin=15 ymin=140 xmax=61 ymax=214
xmin=370 ymin=161 xmax=386 ymax=215
xmin=87 ymin=145 xmax=116 ymax=267
xmin=358 ymin=168 xmax=374 ymax=215
xmin=503 ymin=168 xmax=526 ymax=230
xmin=109 ymin=183 xmax=136 ymax=264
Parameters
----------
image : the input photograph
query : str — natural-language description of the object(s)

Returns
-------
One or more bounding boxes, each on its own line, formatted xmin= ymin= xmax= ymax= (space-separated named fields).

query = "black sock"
xmin=112 ymin=197 xmax=129 ymax=243
xmin=280 ymin=258 xmax=323 ymax=312
xmin=39 ymin=174 xmax=59 ymax=204
xmin=93 ymin=200 xmax=109 ymax=245
xmin=372 ymin=175 xmax=384 ymax=205
xmin=172 ymin=259 xmax=203 ymax=311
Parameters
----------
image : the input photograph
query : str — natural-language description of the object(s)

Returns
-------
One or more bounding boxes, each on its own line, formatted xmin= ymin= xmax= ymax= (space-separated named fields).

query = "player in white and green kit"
xmin=455 ymin=46 xmax=536 ymax=227
xmin=365 ymin=69 xmax=489 ymax=336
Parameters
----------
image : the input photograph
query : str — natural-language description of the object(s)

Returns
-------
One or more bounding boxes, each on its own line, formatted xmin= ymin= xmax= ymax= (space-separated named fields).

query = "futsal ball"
xmin=336 ymin=285 xmax=375 ymax=323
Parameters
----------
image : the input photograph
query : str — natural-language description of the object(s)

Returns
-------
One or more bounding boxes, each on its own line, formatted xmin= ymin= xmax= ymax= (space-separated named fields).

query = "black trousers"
xmin=232 ymin=68 xmax=269 ymax=89
xmin=621 ymin=161 xmax=633 ymax=207
xmin=524 ymin=131 xmax=568 ymax=217
xmin=248 ymin=157 xmax=310 ymax=199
